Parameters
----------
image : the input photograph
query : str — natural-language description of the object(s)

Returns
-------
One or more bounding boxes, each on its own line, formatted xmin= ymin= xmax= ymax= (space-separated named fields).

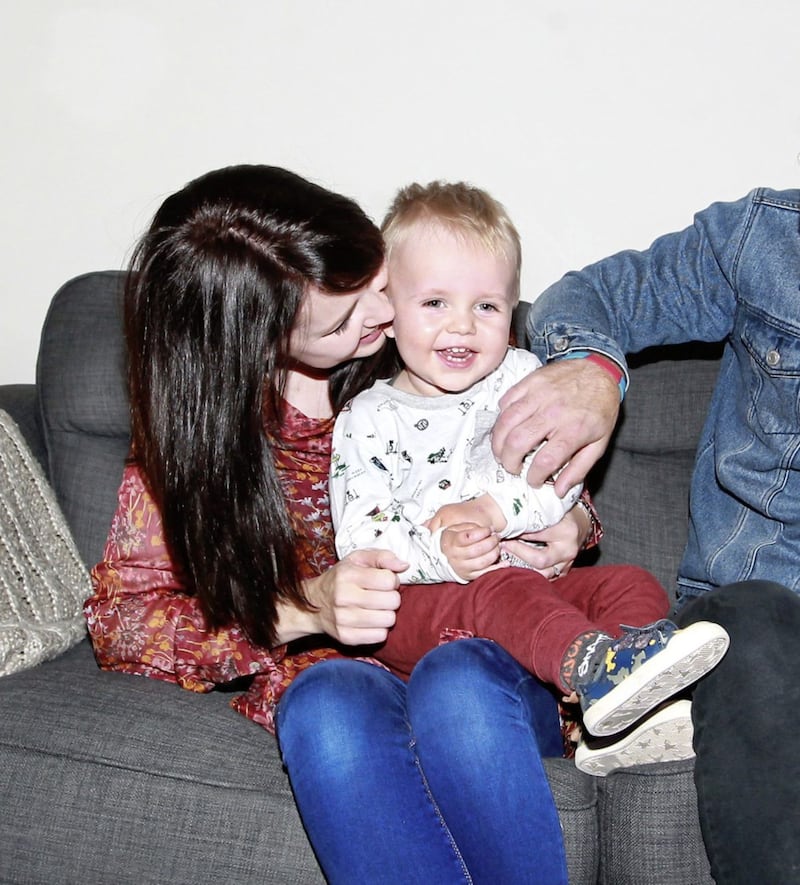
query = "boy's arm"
xmin=426 ymin=495 xmax=507 ymax=534
xmin=468 ymin=349 xmax=584 ymax=537
xmin=438 ymin=522 xmax=504 ymax=582
xmin=330 ymin=397 xmax=466 ymax=584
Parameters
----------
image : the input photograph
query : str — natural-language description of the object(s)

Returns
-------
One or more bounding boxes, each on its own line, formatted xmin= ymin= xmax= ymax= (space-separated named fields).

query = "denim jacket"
xmin=526 ymin=187 xmax=800 ymax=605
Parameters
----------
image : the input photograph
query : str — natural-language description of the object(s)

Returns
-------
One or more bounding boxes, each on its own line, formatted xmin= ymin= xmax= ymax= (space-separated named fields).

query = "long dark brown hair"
xmin=125 ymin=164 xmax=387 ymax=647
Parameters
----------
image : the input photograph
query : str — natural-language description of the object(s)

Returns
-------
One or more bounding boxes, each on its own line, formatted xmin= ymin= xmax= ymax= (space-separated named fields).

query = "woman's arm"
xmin=85 ymin=463 xmax=278 ymax=690
xmin=279 ymin=547 xmax=405 ymax=646
xmin=86 ymin=462 xmax=407 ymax=690
xmin=499 ymin=492 xmax=602 ymax=580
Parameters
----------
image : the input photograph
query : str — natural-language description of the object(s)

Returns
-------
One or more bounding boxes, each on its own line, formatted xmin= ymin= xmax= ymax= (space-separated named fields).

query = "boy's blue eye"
xmin=423 ymin=299 xmax=444 ymax=308
xmin=478 ymin=302 xmax=499 ymax=312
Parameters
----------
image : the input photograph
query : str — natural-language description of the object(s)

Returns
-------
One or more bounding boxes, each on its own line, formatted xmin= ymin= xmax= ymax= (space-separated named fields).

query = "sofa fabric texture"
xmin=0 ymin=271 xmax=722 ymax=883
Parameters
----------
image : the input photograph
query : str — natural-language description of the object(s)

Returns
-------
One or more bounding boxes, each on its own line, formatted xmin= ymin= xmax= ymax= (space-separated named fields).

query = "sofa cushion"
xmin=598 ymin=760 xmax=713 ymax=884
xmin=0 ymin=384 xmax=46 ymax=471
xmin=0 ymin=639 xmax=326 ymax=885
xmin=36 ymin=271 xmax=131 ymax=568
xmin=589 ymin=347 xmax=721 ymax=598
xmin=0 ymin=409 xmax=91 ymax=675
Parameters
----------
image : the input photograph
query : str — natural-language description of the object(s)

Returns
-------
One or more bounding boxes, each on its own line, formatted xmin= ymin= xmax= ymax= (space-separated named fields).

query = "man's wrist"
xmin=561 ymin=350 xmax=627 ymax=401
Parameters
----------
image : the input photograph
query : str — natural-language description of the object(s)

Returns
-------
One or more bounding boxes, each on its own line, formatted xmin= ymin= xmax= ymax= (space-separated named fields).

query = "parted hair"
xmin=125 ymin=164 xmax=387 ymax=648
xmin=381 ymin=179 xmax=522 ymax=300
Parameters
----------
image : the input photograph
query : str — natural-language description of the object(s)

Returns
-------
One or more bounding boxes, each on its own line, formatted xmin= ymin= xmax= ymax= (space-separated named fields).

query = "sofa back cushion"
xmin=37 ymin=271 xmax=130 ymax=568
xmin=589 ymin=345 xmax=721 ymax=600
xmin=38 ymin=275 xmax=723 ymax=596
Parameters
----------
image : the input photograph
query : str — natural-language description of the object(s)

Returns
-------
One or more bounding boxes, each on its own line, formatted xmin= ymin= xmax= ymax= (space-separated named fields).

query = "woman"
xmin=86 ymin=164 xmax=583 ymax=884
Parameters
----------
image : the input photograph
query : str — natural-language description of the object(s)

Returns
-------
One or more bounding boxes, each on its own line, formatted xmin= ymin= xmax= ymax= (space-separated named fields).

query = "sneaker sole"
xmin=575 ymin=699 xmax=694 ymax=777
xmin=582 ymin=620 xmax=729 ymax=737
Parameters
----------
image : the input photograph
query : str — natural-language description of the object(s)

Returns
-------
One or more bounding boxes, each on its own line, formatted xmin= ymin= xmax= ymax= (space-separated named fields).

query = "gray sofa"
xmin=0 ymin=270 xmax=723 ymax=884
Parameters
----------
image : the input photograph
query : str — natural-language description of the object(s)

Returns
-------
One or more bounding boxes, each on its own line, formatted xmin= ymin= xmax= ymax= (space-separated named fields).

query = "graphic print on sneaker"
xmin=575 ymin=619 xmax=729 ymax=737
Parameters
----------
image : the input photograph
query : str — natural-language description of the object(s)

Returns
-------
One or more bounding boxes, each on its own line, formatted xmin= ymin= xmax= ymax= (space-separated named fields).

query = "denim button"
xmin=554 ymin=336 xmax=569 ymax=352
xmin=766 ymin=348 xmax=781 ymax=367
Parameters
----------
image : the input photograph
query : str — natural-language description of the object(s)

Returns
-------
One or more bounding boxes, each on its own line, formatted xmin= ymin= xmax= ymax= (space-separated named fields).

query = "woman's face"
xmin=288 ymin=264 xmax=393 ymax=371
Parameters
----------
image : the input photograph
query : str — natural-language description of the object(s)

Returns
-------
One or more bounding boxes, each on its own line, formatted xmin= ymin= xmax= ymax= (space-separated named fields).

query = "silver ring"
xmin=552 ymin=564 xmax=562 ymax=578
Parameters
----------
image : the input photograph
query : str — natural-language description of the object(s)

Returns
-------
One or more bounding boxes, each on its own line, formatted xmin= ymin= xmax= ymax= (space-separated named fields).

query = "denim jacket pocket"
xmin=739 ymin=312 xmax=800 ymax=435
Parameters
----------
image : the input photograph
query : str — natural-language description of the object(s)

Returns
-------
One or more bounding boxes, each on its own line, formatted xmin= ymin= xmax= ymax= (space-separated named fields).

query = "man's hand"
xmin=492 ymin=359 xmax=620 ymax=495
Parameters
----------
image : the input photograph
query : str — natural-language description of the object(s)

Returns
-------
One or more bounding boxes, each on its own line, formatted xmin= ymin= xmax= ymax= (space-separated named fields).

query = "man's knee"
xmin=678 ymin=581 xmax=799 ymax=702
xmin=677 ymin=580 xmax=799 ymax=640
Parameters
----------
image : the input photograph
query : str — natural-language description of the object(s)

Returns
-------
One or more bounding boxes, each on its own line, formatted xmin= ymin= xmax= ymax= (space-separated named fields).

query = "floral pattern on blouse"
xmin=85 ymin=401 xmax=384 ymax=734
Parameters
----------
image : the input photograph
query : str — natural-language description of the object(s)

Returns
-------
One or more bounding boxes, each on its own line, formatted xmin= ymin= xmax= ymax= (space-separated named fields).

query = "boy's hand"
xmin=426 ymin=495 xmax=507 ymax=534
xmin=440 ymin=523 xmax=505 ymax=581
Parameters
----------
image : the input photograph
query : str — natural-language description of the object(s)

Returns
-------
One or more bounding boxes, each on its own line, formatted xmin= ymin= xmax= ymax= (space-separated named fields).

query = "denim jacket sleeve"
xmin=525 ymin=189 xmax=762 ymax=374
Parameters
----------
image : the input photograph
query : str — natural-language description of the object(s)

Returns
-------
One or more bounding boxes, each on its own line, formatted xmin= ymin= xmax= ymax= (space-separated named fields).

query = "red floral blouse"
xmin=85 ymin=402 xmax=374 ymax=734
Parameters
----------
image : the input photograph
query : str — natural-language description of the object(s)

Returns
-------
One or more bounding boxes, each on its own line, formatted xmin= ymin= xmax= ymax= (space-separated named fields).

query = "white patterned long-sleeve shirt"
xmin=330 ymin=347 xmax=582 ymax=584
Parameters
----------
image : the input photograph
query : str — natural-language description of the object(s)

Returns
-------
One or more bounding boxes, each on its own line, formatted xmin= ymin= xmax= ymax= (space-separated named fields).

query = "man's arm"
xmin=494 ymin=190 xmax=750 ymax=490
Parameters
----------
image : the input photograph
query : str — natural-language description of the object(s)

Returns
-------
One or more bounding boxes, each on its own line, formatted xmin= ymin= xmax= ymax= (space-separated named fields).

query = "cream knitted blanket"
xmin=0 ymin=409 xmax=90 ymax=676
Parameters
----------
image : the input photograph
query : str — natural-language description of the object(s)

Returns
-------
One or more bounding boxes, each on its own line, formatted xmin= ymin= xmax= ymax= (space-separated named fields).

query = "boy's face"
xmin=386 ymin=222 xmax=516 ymax=396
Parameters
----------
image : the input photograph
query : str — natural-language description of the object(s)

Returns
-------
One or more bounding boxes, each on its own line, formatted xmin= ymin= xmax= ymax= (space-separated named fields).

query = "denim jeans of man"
xmin=676 ymin=580 xmax=800 ymax=885
xmin=276 ymin=639 xmax=568 ymax=885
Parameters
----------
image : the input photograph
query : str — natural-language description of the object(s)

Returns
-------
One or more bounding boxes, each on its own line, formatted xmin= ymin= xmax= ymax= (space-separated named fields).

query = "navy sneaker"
xmin=574 ymin=699 xmax=695 ymax=776
xmin=575 ymin=619 xmax=729 ymax=737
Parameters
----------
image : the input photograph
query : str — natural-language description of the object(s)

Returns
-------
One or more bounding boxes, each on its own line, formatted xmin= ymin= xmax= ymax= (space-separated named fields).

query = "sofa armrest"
xmin=0 ymin=384 xmax=47 ymax=475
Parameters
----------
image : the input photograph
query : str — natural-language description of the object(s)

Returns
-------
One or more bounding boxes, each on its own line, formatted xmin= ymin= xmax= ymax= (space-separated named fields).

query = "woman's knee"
xmin=407 ymin=639 xmax=561 ymax=760
xmin=410 ymin=638 xmax=512 ymax=695
xmin=407 ymin=639 xmax=533 ymax=731
xmin=277 ymin=659 xmax=404 ymax=770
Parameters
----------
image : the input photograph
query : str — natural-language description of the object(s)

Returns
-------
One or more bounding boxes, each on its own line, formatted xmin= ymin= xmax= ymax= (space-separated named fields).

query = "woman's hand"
xmin=278 ymin=549 xmax=406 ymax=647
xmin=499 ymin=503 xmax=589 ymax=581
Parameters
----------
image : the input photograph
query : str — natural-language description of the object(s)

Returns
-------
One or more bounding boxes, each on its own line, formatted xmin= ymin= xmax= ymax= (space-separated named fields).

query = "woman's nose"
xmin=366 ymin=287 xmax=394 ymax=325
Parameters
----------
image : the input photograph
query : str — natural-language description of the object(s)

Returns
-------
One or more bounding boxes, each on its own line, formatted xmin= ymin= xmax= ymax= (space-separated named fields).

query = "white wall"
xmin=2 ymin=0 xmax=798 ymax=383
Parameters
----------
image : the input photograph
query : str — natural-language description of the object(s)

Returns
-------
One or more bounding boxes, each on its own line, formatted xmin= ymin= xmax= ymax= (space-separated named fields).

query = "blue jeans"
xmin=676 ymin=581 xmax=800 ymax=885
xmin=276 ymin=638 xmax=568 ymax=885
